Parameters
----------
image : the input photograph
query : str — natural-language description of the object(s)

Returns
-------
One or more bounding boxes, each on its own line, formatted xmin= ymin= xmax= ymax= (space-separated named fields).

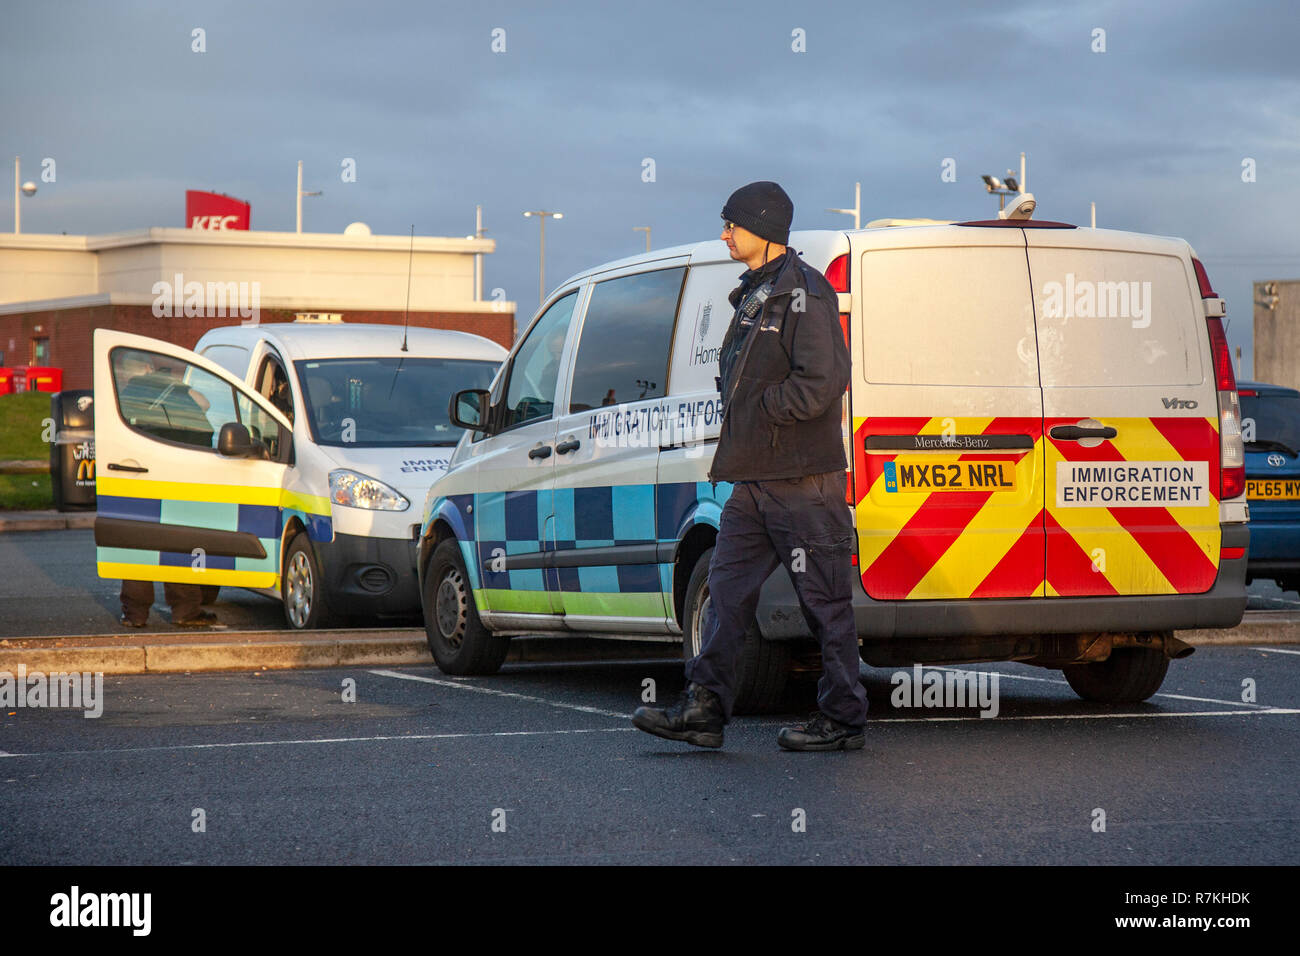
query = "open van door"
xmin=93 ymin=329 xmax=311 ymax=591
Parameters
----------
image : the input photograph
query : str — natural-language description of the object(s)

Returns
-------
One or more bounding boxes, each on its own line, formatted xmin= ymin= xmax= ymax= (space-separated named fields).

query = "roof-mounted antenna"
xmin=401 ymin=224 xmax=414 ymax=352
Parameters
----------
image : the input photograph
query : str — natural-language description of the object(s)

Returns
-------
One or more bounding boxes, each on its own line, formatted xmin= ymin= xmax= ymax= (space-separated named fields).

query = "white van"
xmin=416 ymin=217 xmax=1248 ymax=709
xmin=93 ymin=322 xmax=506 ymax=627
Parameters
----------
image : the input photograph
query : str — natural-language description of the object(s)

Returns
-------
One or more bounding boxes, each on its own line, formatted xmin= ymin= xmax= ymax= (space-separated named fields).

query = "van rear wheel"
xmin=683 ymin=547 xmax=789 ymax=714
xmin=423 ymin=538 xmax=510 ymax=676
xmin=1062 ymin=645 xmax=1170 ymax=703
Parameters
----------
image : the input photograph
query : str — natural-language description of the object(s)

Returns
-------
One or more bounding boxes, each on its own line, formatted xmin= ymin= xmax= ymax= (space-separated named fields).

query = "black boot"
xmin=632 ymin=682 xmax=725 ymax=748
xmin=777 ymin=711 xmax=865 ymax=751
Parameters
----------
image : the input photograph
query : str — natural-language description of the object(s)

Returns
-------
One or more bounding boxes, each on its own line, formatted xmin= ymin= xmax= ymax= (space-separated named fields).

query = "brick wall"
xmin=0 ymin=305 xmax=516 ymax=390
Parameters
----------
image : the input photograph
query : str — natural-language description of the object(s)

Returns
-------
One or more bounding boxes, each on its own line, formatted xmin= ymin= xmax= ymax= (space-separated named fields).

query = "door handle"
xmin=107 ymin=462 xmax=149 ymax=473
xmin=555 ymin=438 xmax=581 ymax=454
xmin=1049 ymin=424 xmax=1117 ymax=441
xmin=528 ymin=445 xmax=553 ymax=460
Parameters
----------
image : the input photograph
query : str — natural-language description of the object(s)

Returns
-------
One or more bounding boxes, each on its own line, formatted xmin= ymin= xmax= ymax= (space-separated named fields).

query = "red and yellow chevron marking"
xmin=1044 ymin=416 xmax=1220 ymax=596
xmin=854 ymin=417 xmax=1045 ymax=600
xmin=853 ymin=416 xmax=1223 ymax=601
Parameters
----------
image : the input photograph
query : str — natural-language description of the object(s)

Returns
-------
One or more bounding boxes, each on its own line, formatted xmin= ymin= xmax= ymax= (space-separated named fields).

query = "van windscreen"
xmin=295 ymin=357 xmax=498 ymax=446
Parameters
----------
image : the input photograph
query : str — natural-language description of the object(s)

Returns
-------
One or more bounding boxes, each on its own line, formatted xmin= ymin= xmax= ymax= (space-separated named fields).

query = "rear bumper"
xmin=315 ymin=532 xmax=421 ymax=618
xmin=1244 ymin=520 xmax=1300 ymax=576
xmin=755 ymin=521 xmax=1249 ymax=640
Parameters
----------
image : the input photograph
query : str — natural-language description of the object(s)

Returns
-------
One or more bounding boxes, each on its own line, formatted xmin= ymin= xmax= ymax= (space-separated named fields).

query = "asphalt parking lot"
xmin=3 ymin=644 xmax=1297 ymax=865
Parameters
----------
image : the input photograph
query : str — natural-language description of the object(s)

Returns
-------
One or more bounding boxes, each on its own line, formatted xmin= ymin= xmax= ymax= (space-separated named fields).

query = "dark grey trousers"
xmin=120 ymin=580 xmax=202 ymax=625
xmin=684 ymin=472 xmax=869 ymax=728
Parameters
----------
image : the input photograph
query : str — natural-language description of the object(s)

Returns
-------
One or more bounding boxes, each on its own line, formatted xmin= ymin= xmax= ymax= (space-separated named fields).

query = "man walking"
xmin=633 ymin=181 xmax=868 ymax=751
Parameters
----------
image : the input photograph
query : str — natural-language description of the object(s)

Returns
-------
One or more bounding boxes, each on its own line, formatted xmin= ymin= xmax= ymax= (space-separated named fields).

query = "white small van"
xmin=417 ymin=216 xmax=1249 ymax=710
xmin=93 ymin=322 xmax=506 ymax=628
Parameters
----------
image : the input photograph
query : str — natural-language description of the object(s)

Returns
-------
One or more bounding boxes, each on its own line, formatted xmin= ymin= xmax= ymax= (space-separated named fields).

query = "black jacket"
xmin=708 ymin=249 xmax=849 ymax=482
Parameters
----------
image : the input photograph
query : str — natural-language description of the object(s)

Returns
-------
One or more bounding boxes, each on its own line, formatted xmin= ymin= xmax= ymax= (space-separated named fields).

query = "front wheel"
xmin=683 ymin=546 xmax=789 ymax=714
xmin=281 ymin=533 xmax=335 ymax=629
xmin=423 ymin=538 xmax=510 ymax=675
xmin=1062 ymin=643 xmax=1170 ymax=702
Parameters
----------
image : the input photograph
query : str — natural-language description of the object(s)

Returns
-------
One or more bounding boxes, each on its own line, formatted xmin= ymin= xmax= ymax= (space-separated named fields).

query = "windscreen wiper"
xmin=1245 ymin=439 xmax=1299 ymax=458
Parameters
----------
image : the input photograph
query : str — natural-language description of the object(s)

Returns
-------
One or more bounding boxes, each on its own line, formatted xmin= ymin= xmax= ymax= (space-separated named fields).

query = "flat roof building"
xmin=0 ymin=227 xmax=516 ymax=388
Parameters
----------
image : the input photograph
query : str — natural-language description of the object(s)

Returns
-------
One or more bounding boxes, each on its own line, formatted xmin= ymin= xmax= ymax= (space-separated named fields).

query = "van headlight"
xmin=328 ymin=469 xmax=410 ymax=511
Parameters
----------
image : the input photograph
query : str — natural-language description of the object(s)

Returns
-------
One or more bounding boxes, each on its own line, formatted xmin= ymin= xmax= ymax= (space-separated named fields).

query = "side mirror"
xmin=449 ymin=388 xmax=492 ymax=433
xmin=217 ymin=422 xmax=269 ymax=459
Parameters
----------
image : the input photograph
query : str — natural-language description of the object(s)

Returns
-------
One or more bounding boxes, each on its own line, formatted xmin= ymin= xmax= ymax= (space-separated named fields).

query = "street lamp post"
xmin=523 ymin=210 xmax=562 ymax=307
xmin=296 ymin=160 xmax=322 ymax=233
xmin=826 ymin=181 xmax=861 ymax=230
xmin=633 ymin=226 xmax=650 ymax=252
xmin=13 ymin=157 xmax=37 ymax=234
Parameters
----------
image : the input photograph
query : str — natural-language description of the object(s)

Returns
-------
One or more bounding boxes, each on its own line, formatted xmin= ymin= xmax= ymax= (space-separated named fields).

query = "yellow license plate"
xmin=1247 ymin=479 xmax=1300 ymax=500
xmin=885 ymin=459 xmax=1017 ymax=493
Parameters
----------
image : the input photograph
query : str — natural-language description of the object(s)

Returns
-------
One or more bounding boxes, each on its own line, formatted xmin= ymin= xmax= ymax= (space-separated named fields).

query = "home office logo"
xmin=49 ymin=886 xmax=150 ymax=936
xmin=151 ymin=272 xmax=261 ymax=324
xmin=0 ymin=665 xmax=103 ymax=718
xmin=890 ymin=665 xmax=999 ymax=718
xmin=1041 ymin=273 xmax=1153 ymax=329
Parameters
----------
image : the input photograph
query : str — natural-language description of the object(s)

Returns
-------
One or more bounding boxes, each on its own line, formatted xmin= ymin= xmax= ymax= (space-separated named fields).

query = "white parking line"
xmin=0 ymin=726 xmax=640 ymax=759
xmin=1250 ymin=646 xmax=1300 ymax=656
xmin=878 ymin=708 xmax=1300 ymax=722
xmin=367 ymin=668 xmax=629 ymax=718
xmin=928 ymin=665 xmax=1267 ymax=709
xmin=3 ymin=707 xmax=1297 ymax=759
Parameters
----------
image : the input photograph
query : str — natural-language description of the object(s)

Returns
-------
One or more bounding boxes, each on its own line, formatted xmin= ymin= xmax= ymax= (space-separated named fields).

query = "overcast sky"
xmin=3 ymin=0 xmax=1297 ymax=375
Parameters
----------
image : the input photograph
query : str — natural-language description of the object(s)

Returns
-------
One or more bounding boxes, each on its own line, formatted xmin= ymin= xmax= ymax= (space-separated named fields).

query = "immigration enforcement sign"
xmin=1055 ymin=460 xmax=1210 ymax=508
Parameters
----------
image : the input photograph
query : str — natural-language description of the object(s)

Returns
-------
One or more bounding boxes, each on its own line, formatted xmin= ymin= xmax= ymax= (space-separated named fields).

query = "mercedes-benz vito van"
xmin=93 ymin=322 xmax=506 ymax=628
xmin=417 ymin=218 xmax=1248 ymax=709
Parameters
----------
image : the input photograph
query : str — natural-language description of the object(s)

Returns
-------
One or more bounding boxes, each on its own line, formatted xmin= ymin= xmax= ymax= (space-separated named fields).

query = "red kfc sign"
xmin=185 ymin=190 xmax=251 ymax=230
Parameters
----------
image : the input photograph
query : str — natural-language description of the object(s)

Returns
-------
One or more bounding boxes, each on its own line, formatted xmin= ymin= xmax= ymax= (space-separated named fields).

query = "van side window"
xmin=255 ymin=353 xmax=295 ymax=424
xmin=568 ymin=267 xmax=685 ymax=412
xmin=499 ymin=291 xmax=579 ymax=431
xmin=199 ymin=344 xmax=250 ymax=379
xmin=236 ymin=392 xmax=288 ymax=462
xmin=110 ymin=346 xmax=236 ymax=451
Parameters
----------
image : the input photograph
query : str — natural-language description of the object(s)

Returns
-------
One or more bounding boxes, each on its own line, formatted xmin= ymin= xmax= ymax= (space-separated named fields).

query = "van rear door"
xmin=1026 ymin=231 xmax=1221 ymax=596
xmin=852 ymin=228 xmax=1046 ymax=600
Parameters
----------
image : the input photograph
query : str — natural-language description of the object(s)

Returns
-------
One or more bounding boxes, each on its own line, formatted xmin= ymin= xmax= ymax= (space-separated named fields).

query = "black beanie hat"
xmin=721 ymin=181 xmax=793 ymax=245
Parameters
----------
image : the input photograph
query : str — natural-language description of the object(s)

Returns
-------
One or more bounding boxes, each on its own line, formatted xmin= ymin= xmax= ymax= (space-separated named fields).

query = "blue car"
xmin=1240 ymin=380 xmax=1300 ymax=596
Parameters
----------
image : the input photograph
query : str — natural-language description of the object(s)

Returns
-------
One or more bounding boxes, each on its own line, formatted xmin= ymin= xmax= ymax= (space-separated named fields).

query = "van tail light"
xmin=828 ymin=254 xmax=855 ymax=505
xmin=842 ymin=394 xmax=854 ymax=504
xmin=1197 ymin=258 xmax=1245 ymax=499
xmin=826 ymin=254 xmax=849 ymax=293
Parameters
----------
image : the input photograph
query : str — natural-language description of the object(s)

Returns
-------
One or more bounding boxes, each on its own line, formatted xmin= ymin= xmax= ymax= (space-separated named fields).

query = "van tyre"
xmin=683 ymin=547 xmax=789 ymax=714
xmin=282 ymin=533 xmax=335 ymax=629
xmin=424 ymin=538 xmax=510 ymax=676
xmin=1062 ymin=645 xmax=1170 ymax=703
